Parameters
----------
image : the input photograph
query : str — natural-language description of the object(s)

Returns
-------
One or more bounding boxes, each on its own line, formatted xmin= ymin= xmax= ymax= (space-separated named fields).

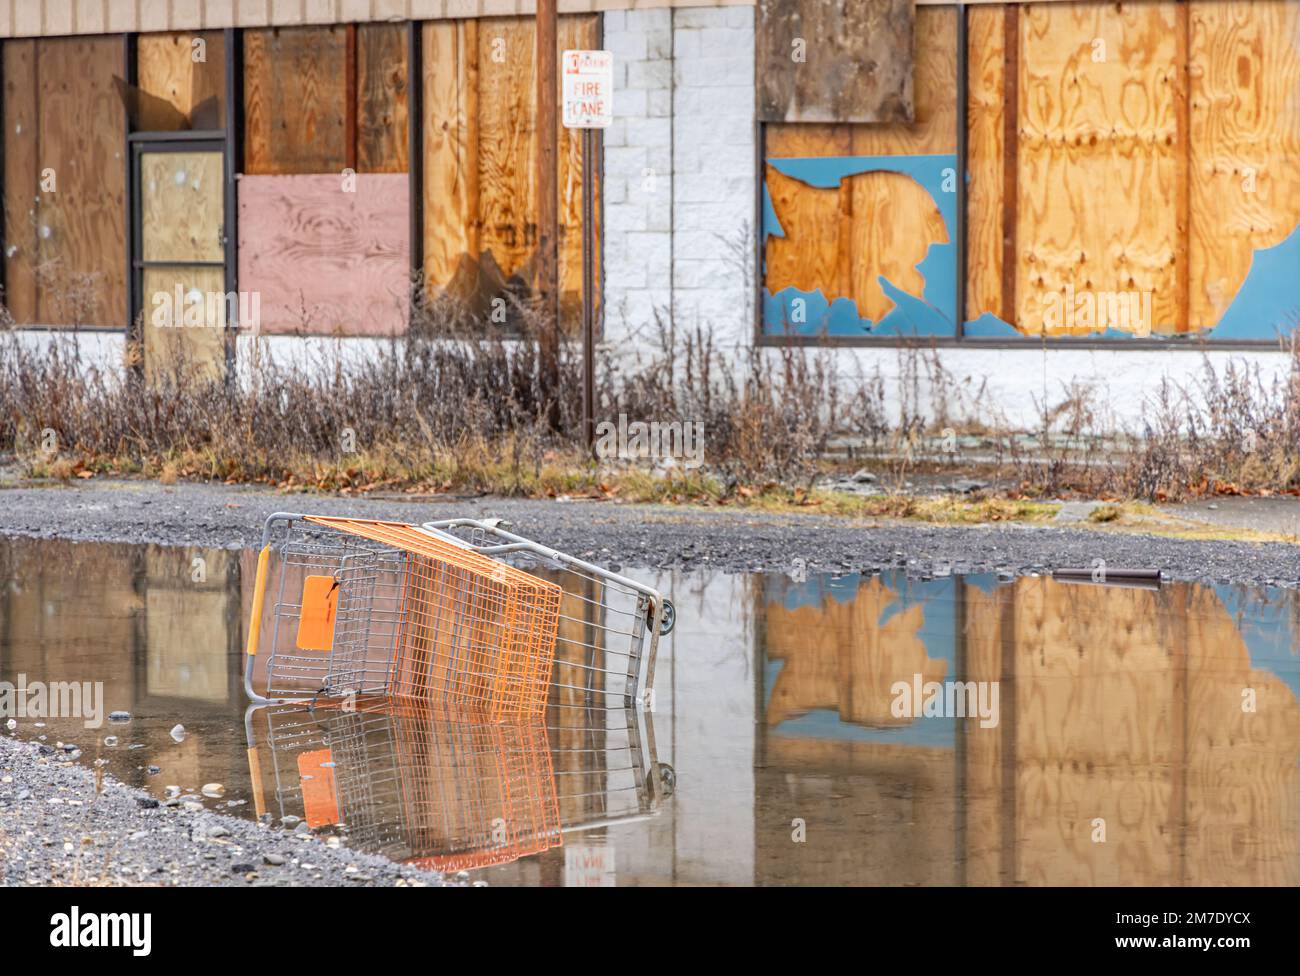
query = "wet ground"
xmin=2 ymin=533 xmax=1298 ymax=885
xmin=2 ymin=479 xmax=1300 ymax=586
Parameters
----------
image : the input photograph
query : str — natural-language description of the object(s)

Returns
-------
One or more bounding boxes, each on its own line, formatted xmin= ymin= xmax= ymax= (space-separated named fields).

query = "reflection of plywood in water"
xmin=757 ymin=737 xmax=957 ymax=886
xmin=764 ymin=576 xmax=948 ymax=728
xmin=1182 ymin=585 xmax=1300 ymax=885
xmin=1012 ymin=577 xmax=1181 ymax=884
xmin=0 ymin=539 xmax=140 ymax=716
xmin=999 ymin=577 xmax=1300 ymax=885
xmin=143 ymin=547 xmax=235 ymax=704
xmin=961 ymin=580 xmax=1010 ymax=886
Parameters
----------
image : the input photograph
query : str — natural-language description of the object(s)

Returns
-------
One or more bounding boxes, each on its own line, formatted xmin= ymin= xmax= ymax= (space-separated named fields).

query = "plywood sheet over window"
xmin=237 ymin=173 xmax=410 ymax=335
xmin=1016 ymin=1 xmax=1185 ymax=335
xmin=2 ymin=36 xmax=126 ymax=327
xmin=243 ymin=24 xmax=407 ymax=175
xmin=756 ymin=0 xmax=915 ymax=123
xmin=1187 ymin=0 xmax=1300 ymax=333
xmin=137 ymin=30 xmax=226 ymax=130
xmin=422 ymin=14 xmax=600 ymax=331
xmin=762 ymin=6 xmax=956 ymax=336
xmin=962 ymin=0 xmax=1300 ymax=340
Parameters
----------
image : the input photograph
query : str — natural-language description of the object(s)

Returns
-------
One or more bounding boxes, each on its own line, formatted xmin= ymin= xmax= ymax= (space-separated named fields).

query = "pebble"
xmin=103 ymin=736 xmax=118 ymax=747
xmin=263 ymin=853 xmax=286 ymax=866
xmin=169 ymin=724 xmax=187 ymax=742
xmin=208 ymin=825 xmax=230 ymax=838
xmin=201 ymin=783 xmax=225 ymax=798
xmin=108 ymin=711 xmax=132 ymax=723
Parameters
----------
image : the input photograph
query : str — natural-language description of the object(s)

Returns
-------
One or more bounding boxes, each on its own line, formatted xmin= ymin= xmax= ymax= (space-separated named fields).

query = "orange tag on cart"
xmin=298 ymin=749 xmax=339 ymax=827
xmin=297 ymin=575 xmax=339 ymax=651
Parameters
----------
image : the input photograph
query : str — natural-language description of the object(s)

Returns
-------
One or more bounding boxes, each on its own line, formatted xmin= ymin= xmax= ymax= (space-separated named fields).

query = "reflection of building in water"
xmin=0 ymin=538 xmax=245 ymax=791
xmin=245 ymin=699 xmax=670 ymax=873
xmin=761 ymin=573 xmax=1300 ymax=886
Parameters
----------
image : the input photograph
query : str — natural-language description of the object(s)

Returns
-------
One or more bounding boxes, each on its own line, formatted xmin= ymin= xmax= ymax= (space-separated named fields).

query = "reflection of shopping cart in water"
xmin=244 ymin=515 xmax=673 ymax=715
xmin=244 ymin=699 xmax=673 ymax=872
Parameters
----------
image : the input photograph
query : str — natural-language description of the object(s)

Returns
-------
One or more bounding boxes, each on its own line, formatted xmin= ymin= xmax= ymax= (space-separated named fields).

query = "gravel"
xmin=0 ymin=479 xmax=1296 ymax=587
xmin=0 ymin=733 xmax=458 ymax=887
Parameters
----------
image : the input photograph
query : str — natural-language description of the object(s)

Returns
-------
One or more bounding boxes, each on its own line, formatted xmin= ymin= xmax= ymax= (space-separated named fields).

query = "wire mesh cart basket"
xmin=421 ymin=518 xmax=674 ymax=708
xmin=244 ymin=698 xmax=673 ymax=872
xmin=245 ymin=514 xmax=673 ymax=716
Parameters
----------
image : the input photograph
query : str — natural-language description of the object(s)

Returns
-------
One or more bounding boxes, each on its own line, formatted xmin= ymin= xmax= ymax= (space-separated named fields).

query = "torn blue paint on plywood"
xmin=762 ymin=153 xmax=958 ymax=337
xmin=962 ymin=220 xmax=1300 ymax=341
xmin=1202 ymin=223 xmax=1300 ymax=341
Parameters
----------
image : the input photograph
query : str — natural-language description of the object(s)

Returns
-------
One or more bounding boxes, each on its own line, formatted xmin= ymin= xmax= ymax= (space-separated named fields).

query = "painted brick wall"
xmin=602 ymin=3 xmax=755 ymax=347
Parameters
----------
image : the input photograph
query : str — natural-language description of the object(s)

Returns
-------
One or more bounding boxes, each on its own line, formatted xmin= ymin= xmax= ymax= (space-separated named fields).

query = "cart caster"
xmin=657 ymin=599 xmax=675 ymax=636
xmin=656 ymin=763 xmax=676 ymax=797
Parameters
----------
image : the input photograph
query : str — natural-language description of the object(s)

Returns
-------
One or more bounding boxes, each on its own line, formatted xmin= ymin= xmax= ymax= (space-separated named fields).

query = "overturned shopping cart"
xmin=244 ymin=514 xmax=673 ymax=717
xmin=244 ymin=698 xmax=673 ymax=872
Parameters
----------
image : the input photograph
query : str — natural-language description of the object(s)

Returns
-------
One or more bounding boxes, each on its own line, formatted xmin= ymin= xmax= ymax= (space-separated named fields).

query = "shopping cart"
xmin=244 ymin=697 xmax=673 ymax=873
xmin=421 ymin=518 xmax=674 ymax=708
xmin=244 ymin=513 xmax=673 ymax=714
xmin=244 ymin=514 xmax=564 ymax=719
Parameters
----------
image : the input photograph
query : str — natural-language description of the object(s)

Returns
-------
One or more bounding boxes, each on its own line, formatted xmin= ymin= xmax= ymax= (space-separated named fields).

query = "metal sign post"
xmin=562 ymin=49 xmax=613 ymax=452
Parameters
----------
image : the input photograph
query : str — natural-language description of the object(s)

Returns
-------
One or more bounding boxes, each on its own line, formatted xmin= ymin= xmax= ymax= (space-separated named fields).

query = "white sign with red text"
xmin=562 ymin=49 xmax=613 ymax=129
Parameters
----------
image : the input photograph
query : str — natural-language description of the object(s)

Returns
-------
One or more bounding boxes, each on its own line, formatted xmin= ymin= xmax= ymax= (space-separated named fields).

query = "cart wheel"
xmin=657 ymin=763 xmax=676 ymax=797
xmin=657 ymin=599 xmax=676 ymax=636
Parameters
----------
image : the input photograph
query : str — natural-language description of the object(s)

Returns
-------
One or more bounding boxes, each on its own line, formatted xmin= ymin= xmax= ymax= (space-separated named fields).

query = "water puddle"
xmin=2 ymin=536 xmax=1298 ymax=885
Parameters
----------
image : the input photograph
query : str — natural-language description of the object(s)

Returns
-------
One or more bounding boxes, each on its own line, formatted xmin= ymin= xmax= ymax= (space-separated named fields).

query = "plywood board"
xmin=764 ymin=6 xmax=956 ymax=326
xmin=421 ymin=14 xmax=598 ymax=330
xmin=140 ymin=149 xmax=224 ymax=263
xmin=965 ymin=4 xmax=1006 ymax=322
xmin=33 ymin=36 xmax=127 ymax=327
xmin=142 ymin=264 xmax=227 ymax=380
xmin=243 ymin=26 xmax=348 ymax=175
xmin=237 ymin=173 xmax=410 ymax=335
xmin=357 ymin=22 xmax=409 ymax=174
xmin=1016 ymin=2 xmax=1184 ymax=335
xmin=2 ymin=39 xmax=38 ymax=323
xmin=137 ymin=30 xmax=226 ymax=130
xmin=1188 ymin=0 xmax=1300 ymax=330
xmin=756 ymin=0 xmax=915 ymax=124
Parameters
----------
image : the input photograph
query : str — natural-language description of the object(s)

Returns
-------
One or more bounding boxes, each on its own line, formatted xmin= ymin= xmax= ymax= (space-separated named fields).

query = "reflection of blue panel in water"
xmin=764 ymin=573 xmax=958 ymax=749
xmin=1213 ymin=586 xmax=1300 ymax=702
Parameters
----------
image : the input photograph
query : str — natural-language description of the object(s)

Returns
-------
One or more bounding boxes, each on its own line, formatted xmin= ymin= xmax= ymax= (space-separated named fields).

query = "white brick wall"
xmin=602 ymin=4 xmax=755 ymax=347
xmin=602 ymin=7 xmax=676 ymax=338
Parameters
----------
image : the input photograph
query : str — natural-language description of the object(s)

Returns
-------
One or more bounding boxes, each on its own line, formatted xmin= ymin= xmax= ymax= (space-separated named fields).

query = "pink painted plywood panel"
xmin=237 ymin=172 xmax=410 ymax=335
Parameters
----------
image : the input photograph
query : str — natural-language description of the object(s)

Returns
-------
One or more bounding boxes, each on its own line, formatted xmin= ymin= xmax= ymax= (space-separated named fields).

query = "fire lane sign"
xmin=562 ymin=49 xmax=613 ymax=129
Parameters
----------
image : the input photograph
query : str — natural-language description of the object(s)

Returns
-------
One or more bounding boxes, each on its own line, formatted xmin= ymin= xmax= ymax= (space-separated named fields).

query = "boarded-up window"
xmin=763 ymin=6 xmax=956 ymax=337
xmin=2 ymin=36 xmax=127 ymax=328
xmin=136 ymin=31 xmax=226 ymax=130
xmin=421 ymin=15 xmax=600 ymax=332
xmin=756 ymin=0 xmax=915 ymax=124
xmin=243 ymin=24 xmax=408 ymax=175
xmin=768 ymin=1 xmax=1300 ymax=342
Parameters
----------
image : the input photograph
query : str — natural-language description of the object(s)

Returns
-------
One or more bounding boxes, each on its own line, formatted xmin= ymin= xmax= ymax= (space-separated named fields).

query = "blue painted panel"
xmin=762 ymin=153 xmax=958 ymax=337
